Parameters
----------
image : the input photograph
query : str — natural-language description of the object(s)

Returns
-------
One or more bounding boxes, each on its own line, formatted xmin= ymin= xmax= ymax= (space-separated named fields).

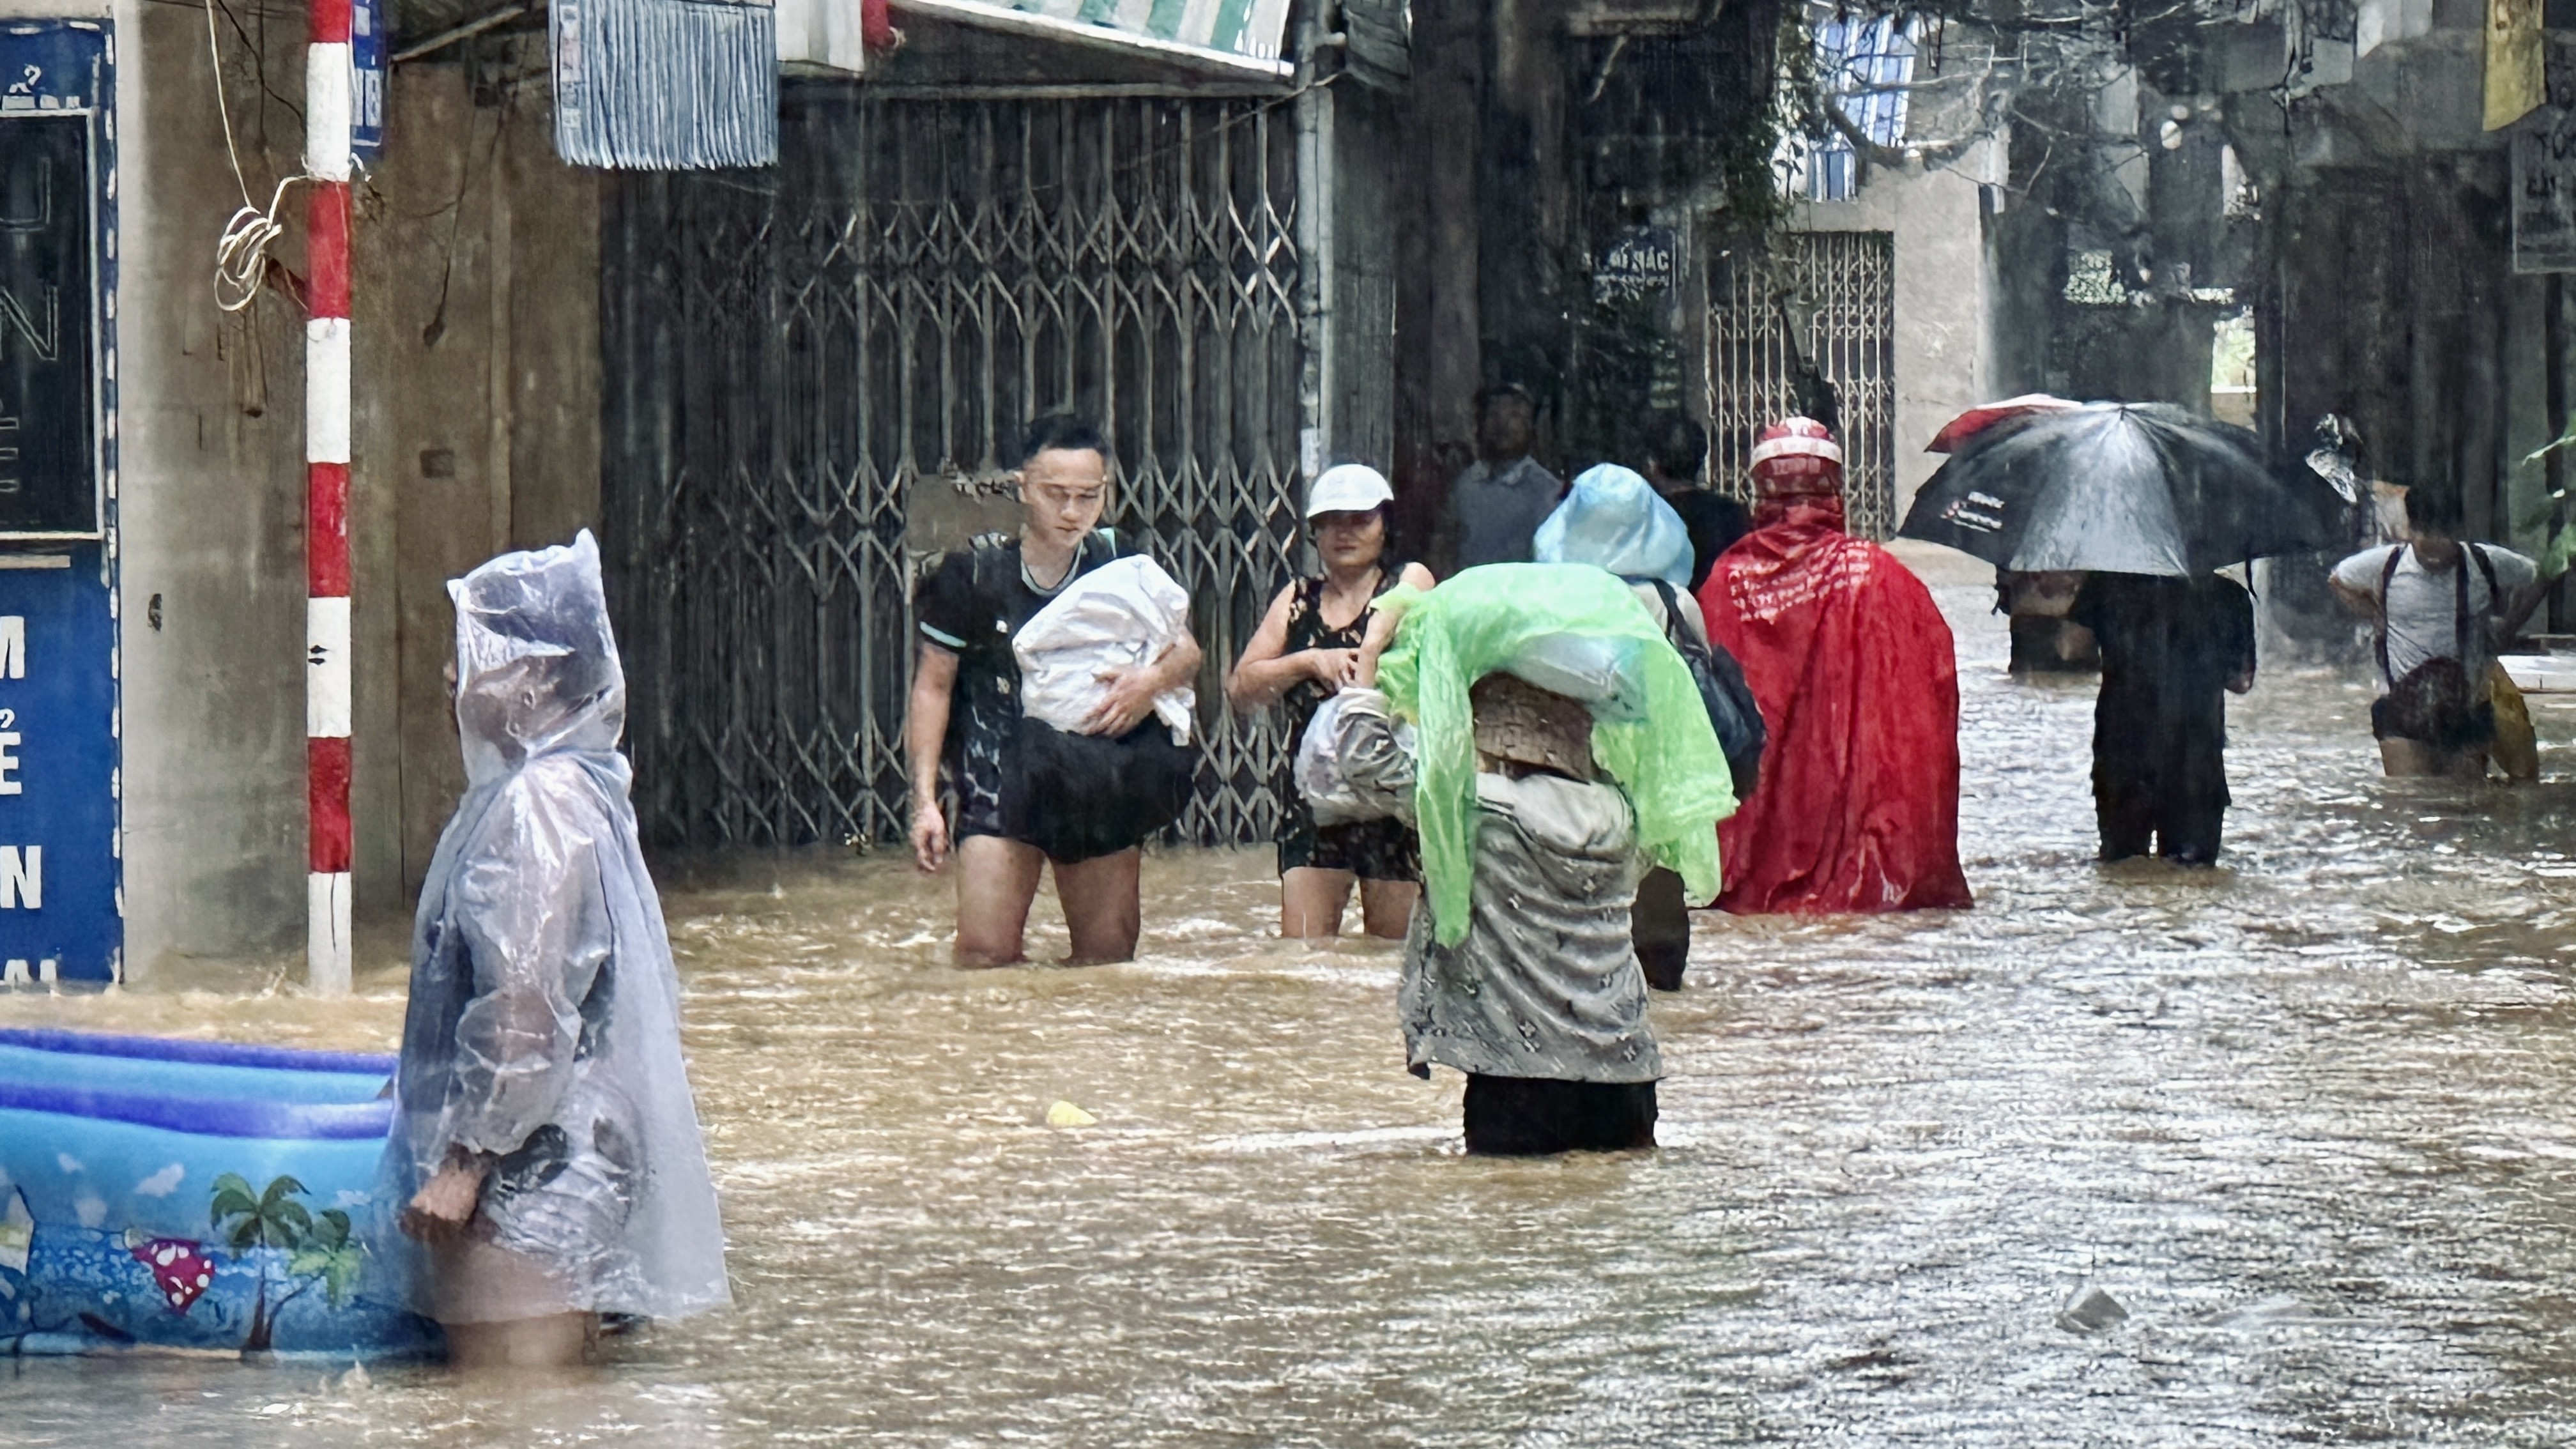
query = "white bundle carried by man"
xmin=1013 ymin=555 xmax=1197 ymax=742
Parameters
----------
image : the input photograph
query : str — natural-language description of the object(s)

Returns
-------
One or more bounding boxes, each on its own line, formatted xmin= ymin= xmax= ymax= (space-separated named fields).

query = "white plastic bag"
xmin=1500 ymin=633 xmax=1652 ymax=722
xmin=1296 ymin=691 xmax=1416 ymax=825
xmin=1013 ymin=555 xmax=1197 ymax=742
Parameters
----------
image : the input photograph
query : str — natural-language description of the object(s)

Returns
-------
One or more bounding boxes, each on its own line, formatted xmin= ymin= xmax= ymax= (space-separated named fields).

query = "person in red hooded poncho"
xmin=1695 ymin=418 xmax=1972 ymax=913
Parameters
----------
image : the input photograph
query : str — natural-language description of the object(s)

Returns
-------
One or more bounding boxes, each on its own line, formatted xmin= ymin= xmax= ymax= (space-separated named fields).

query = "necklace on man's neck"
xmin=1024 ymin=534 xmax=1080 ymax=591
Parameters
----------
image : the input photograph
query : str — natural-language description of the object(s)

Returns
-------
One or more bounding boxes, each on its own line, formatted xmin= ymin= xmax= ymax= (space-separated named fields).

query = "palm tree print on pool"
xmin=208 ymin=1173 xmax=363 ymax=1354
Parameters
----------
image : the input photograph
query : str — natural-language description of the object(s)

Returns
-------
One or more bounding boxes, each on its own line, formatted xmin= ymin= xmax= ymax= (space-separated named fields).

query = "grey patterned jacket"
xmin=1322 ymin=688 xmax=1662 ymax=1085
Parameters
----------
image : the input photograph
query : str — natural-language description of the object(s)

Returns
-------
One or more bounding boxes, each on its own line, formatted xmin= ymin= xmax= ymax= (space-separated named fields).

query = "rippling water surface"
xmin=15 ymin=559 xmax=2576 ymax=1445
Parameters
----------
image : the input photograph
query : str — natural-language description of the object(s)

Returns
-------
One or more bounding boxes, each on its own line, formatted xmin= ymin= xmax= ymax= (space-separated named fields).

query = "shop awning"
xmin=893 ymin=0 xmax=1294 ymax=81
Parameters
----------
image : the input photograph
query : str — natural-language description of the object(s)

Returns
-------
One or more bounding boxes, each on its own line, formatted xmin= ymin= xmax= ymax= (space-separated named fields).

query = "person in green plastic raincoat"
xmin=1318 ymin=564 xmax=1735 ymax=1154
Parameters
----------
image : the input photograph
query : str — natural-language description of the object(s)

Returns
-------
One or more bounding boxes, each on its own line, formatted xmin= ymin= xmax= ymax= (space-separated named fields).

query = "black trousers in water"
xmin=2094 ymin=686 xmax=2229 ymax=866
xmin=2096 ymin=761 xmax=2225 ymax=865
xmin=2073 ymin=574 xmax=2250 ymax=869
xmin=1462 ymin=1075 xmax=1659 ymax=1155
xmin=1632 ymin=866 xmax=1690 ymax=992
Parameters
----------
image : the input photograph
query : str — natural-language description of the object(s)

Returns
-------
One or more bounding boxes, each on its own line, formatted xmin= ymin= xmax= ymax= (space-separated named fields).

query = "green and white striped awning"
xmin=898 ymin=0 xmax=1296 ymax=79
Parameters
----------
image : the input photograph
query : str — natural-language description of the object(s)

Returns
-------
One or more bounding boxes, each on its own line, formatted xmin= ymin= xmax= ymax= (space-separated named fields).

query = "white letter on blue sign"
xmin=0 ymin=733 xmax=22 ymax=795
xmin=0 ymin=617 xmax=22 ymax=679
xmin=0 ymin=847 xmax=40 ymax=909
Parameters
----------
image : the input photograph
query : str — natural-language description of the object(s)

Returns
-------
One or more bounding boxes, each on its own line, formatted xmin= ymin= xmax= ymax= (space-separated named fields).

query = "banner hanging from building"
xmin=897 ymin=0 xmax=1294 ymax=79
xmin=2487 ymin=0 xmax=2544 ymax=132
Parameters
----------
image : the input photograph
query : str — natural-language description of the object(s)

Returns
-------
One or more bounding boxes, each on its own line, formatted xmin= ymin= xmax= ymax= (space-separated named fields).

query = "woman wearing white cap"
xmin=1227 ymin=464 xmax=1438 ymax=937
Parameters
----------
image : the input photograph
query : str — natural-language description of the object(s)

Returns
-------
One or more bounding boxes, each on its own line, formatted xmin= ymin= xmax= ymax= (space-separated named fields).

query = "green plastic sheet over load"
xmin=1373 ymin=564 xmax=1738 ymax=944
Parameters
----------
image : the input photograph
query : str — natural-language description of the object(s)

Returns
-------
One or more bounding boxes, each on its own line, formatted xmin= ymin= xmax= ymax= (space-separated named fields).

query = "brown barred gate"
xmin=601 ymin=91 xmax=1305 ymax=850
xmin=1705 ymin=231 xmax=1898 ymax=538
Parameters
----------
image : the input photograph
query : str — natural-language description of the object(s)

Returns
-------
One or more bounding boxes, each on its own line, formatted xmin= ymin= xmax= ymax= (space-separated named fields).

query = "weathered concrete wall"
xmin=1797 ymin=141 xmax=2005 ymax=518
xmin=3 ymin=3 xmax=601 ymax=980
xmin=355 ymin=62 xmax=600 ymax=908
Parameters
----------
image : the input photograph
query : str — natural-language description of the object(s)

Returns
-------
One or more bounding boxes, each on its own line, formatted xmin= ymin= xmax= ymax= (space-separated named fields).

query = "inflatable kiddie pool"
xmin=0 ymin=1027 xmax=438 ymax=1357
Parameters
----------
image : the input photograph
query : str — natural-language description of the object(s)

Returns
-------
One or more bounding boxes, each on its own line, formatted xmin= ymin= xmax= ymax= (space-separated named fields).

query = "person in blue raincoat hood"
xmin=1534 ymin=464 xmax=1733 ymax=991
xmin=388 ymin=531 xmax=728 ymax=1369
xmin=1533 ymin=462 xmax=1696 ymax=592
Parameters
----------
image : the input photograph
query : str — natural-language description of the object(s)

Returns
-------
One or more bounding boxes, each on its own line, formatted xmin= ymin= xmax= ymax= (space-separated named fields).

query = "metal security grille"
xmin=601 ymin=94 xmax=1303 ymax=850
xmin=1705 ymin=231 xmax=1897 ymax=537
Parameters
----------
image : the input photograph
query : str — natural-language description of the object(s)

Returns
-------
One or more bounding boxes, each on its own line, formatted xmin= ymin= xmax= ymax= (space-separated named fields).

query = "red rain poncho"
xmin=1696 ymin=424 xmax=1971 ymax=914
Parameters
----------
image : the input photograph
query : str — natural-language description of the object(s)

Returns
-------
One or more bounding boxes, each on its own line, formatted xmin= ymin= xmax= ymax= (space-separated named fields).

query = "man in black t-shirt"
xmin=1639 ymin=412 xmax=1750 ymax=594
xmin=907 ymin=415 xmax=1204 ymax=967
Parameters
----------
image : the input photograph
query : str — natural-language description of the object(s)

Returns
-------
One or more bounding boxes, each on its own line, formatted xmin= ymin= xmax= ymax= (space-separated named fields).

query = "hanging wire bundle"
xmin=551 ymin=0 xmax=778 ymax=169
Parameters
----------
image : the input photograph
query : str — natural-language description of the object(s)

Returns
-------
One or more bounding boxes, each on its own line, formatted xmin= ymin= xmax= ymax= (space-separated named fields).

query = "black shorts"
xmin=1462 ymin=1075 xmax=1659 ymax=1155
xmin=952 ymin=744 xmax=1010 ymax=843
xmin=1277 ymin=811 xmax=1420 ymax=882
xmin=2370 ymin=694 xmax=2494 ymax=751
xmin=955 ymin=715 xmax=1190 ymax=862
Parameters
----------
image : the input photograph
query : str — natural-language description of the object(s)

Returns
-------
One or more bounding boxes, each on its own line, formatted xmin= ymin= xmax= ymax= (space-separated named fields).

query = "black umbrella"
xmin=1897 ymin=403 xmax=2336 ymax=576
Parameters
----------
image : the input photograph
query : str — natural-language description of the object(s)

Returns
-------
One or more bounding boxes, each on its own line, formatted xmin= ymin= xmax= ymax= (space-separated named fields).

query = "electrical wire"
xmin=216 ymin=175 xmax=301 ymax=313
xmin=206 ymin=0 xmax=306 ymax=312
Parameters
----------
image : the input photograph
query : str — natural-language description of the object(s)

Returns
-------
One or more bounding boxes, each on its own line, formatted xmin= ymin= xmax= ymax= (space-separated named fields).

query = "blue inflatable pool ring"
xmin=0 ymin=1027 xmax=438 ymax=1358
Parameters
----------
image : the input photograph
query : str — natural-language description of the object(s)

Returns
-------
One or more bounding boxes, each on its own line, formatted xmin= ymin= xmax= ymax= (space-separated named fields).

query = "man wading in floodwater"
xmin=907 ymin=415 xmax=1205 ymax=966
xmin=2329 ymin=487 xmax=2546 ymax=781
xmin=2068 ymin=571 xmax=2257 ymax=865
xmin=1430 ymin=384 xmax=1566 ymax=574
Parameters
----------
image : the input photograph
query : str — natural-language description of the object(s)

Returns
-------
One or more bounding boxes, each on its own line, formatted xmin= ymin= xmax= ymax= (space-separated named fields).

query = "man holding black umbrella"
xmin=1899 ymin=397 xmax=2348 ymax=861
xmin=2068 ymin=572 xmax=2257 ymax=864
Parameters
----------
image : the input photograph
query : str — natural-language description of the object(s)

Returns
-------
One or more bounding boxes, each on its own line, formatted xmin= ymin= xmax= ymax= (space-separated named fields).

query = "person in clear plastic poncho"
xmin=387 ymin=531 xmax=728 ymax=1368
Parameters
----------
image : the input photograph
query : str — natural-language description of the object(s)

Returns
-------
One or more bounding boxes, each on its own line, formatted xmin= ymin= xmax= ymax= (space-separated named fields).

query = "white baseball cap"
xmin=1305 ymin=463 xmax=1394 ymax=518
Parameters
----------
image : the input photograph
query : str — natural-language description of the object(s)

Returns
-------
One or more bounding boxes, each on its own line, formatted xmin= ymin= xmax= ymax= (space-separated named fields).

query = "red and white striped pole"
xmin=305 ymin=0 xmax=355 ymax=993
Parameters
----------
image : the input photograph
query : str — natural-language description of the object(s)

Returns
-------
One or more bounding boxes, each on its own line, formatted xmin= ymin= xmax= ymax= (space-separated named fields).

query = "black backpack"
xmin=2372 ymin=543 xmax=2503 ymax=751
xmin=1646 ymin=578 xmax=1767 ymax=801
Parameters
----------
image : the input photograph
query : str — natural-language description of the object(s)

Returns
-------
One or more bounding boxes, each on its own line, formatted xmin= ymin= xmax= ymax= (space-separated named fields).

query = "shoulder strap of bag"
xmin=2469 ymin=540 xmax=2512 ymax=664
xmin=2455 ymin=544 xmax=2476 ymax=663
xmin=2377 ymin=546 xmax=2403 ymax=686
xmin=1644 ymin=577 xmax=1695 ymax=652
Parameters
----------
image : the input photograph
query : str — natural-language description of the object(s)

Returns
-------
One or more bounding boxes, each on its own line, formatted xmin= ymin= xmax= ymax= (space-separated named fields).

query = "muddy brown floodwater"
xmin=15 ymin=558 xmax=2576 ymax=1445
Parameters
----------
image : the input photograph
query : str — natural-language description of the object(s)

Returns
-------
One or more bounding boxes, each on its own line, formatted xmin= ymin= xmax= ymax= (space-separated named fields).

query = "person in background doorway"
xmin=392 ymin=532 xmax=729 ymax=1372
xmin=1696 ymin=417 xmax=1973 ymax=913
xmin=907 ymin=414 xmax=1206 ymax=965
xmin=1227 ymin=464 xmax=1436 ymax=938
xmin=1638 ymin=411 xmax=1750 ymax=594
xmin=1431 ymin=384 xmax=1565 ymax=574
xmin=1998 ymin=571 xmax=2103 ymax=675
xmin=2328 ymin=487 xmax=2545 ymax=780
xmin=2067 ymin=572 xmax=2256 ymax=865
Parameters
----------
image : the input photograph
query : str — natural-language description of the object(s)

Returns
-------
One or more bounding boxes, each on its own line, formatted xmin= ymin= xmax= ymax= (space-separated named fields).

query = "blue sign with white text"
xmin=352 ymin=0 xmax=385 ymax=156
xmin=0 ymin=23 xmax=118 ymax=985
xmin=0 ymin=551 xmax=119 ymax=983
